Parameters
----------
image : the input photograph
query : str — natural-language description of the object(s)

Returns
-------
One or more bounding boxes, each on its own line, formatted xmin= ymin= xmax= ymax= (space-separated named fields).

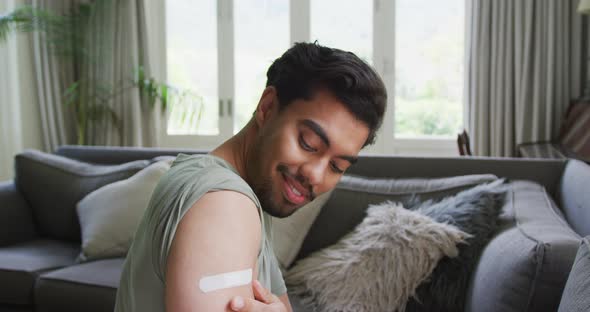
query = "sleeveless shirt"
xmin=114 ymin=154 xmax=286 ymax=311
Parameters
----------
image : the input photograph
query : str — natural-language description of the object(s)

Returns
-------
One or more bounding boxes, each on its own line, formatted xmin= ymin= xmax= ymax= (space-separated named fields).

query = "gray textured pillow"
xmin=286 ymin=202 xmax=469 ymax=312
xmin=297 ymin=174 xmax=498 ymax=261
xmin=558 ymin=237 xmax=590 ymax=312
xmin=76 ymin=161 xmax=171 ymax=262
xmin=405 ymin=180 xmax=508 ymax=312
xmin=15 ymin=150 xmax=149 ymax=242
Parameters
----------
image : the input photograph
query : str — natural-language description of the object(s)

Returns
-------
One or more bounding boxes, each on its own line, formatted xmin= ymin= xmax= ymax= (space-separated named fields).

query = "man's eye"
xmin=299 ymin=134 xmax=317 ymax=152
xmin=330 ymin=162 xmax=344 ymax=174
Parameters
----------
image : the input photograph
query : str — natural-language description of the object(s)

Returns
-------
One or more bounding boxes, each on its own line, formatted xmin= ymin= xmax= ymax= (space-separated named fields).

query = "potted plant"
xmin=0 ymin=2 xmax=200 ymax=144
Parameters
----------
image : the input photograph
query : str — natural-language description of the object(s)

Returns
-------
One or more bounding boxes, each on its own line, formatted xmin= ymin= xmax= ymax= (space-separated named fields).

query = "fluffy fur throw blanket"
xmin=286 ymin=202 xmax=470 ymax=312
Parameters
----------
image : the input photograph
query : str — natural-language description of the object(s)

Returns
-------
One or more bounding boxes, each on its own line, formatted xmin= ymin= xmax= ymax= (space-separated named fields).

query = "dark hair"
xmin=266 ymin=42 xmax=387 ymax=146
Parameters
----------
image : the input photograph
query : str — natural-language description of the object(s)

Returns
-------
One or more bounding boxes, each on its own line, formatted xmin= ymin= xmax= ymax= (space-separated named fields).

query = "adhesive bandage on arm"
xmin=198 ymin=268 xmax=253 ymax=293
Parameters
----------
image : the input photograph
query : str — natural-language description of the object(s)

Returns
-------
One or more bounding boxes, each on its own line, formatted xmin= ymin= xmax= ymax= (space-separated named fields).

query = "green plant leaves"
xmin=2 ymin=4 xmax=201 ymax=145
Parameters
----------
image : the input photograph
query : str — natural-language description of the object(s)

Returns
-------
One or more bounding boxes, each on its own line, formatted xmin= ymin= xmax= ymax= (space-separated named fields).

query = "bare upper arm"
xmin=165 ymin=190 xmax=261 ymax=312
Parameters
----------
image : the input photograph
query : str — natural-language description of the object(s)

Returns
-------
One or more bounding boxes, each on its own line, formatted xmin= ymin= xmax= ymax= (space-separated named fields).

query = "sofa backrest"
xmin=559 ymin=159 xmax=590 ymax=236
xmin=14 ymin=150 xmax=148 ymax=242
xmin=55 ymin=145 xmax=207 ymax=165
xmin=296 ymin=174 xmax=500 ymax=261
xmin=347 ymin=155 xmax=566 ymax=196
xmin=58 ymin=146 xmax=568 ymax=196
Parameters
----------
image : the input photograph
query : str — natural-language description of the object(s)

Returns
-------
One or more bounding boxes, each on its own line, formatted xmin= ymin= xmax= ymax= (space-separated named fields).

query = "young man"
xmin=115 ymin=42 xmax=387 ymax=312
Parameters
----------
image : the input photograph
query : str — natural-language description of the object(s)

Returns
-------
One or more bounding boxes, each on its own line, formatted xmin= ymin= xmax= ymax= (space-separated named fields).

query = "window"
xmin=166 ymin=0 xmax=218 ymax=135
xmin=310 ymin=0 xmax=373 ymax=65
xmin=234 ymin=0 xmax=289 ymax=132
xmin=164 ymin=0 xmax=465 ymax=155
xmin=394 ymin=0 xmax=464 ymax=138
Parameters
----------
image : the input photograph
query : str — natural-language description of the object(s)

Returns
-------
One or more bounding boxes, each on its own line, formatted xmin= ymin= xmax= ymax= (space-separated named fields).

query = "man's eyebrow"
xmin=301 ymin=119 xmax=330 ymax=147
xmin=301 ymin=119 xmax=359 ymax=165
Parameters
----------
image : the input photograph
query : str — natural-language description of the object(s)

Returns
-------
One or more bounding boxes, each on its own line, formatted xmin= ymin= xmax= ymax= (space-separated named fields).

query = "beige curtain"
xmin=30 ymin=0 xmax=77 ymax=152
xmin=84 ymin=0 xmax=166 ymax=147
xmin=29 ymin=0 xmax=166 ymax=149
xmin=466 ymin=0 xmax=586 ymax=157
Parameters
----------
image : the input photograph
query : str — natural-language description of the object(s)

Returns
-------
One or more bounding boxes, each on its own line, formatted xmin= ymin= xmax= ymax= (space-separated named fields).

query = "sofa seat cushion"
xmin=465 ymin=180 xmax=581 ymax=312
xmin=0 ymin=239 xmax=79 ymax=305
xmin=35 ymin=258 xmax=124 ymax=312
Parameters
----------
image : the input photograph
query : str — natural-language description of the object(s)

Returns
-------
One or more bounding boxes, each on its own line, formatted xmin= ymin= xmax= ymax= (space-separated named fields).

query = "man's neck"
xmin=210 ymin=121 xmax=256 ymax=182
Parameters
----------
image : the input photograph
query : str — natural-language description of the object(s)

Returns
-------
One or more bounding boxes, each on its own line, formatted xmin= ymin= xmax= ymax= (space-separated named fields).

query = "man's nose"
xmin=300 ymin=159 xmax=328 ymax=187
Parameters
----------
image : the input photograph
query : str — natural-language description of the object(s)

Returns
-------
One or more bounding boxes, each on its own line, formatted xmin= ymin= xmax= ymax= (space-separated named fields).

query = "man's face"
xmin=247 ymin=88 xmax=369 ymax=218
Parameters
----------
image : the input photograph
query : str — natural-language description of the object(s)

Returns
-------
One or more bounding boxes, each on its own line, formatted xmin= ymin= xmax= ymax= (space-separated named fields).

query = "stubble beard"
xmin=246 ymin=135 xmax=291 ymax=218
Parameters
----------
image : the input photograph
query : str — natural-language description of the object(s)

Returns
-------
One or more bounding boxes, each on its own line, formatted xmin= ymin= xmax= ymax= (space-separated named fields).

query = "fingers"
xmin=252 ymin=280 xmax=273 ymax=304
xmin=229 ymin=296 xmax=266 ymax=312
xmin=229 ymin=281 xmax=281 ymax=312
xmin=229 ymin=296 xmax=246 ymax=311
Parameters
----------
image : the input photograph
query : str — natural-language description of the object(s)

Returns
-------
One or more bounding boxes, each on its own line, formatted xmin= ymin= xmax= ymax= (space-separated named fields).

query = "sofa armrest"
xmin=559 ymin=159 xmax=590 ymax=237
xmin=0 ymin=181 xmax=37 ymax=246
xmin=465 ymin=181 xmax=580 ymax=312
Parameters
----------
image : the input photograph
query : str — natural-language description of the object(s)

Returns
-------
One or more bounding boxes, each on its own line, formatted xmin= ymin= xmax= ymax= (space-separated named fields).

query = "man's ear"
xmin=254 ymin=86 xmax=278 ymax=128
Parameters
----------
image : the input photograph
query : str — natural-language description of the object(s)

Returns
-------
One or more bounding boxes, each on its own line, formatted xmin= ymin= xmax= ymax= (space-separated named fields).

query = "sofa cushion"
xmin=405 ymin=180 xmax=507 ymax=312
xmin=0 ymin=239 xmax=79 ymax=305
xmin=465 ymin=180 xmax=580 ymax=312
xmin=14 ymin=150 xmax=149 ymax=242
xmin=35 ymin=258 xmax=124 ymax=312
xmin=0 ymin=182 xmax=36 ymax=247
xmin=286 ymin=202 xmax=468 ymax=312
xmin=271 ymin=190 xmax=333 ymax=269
xmin=559 ymin=159 xmax=590 ymax=237
xmin=77 ymin=161 xmax=171 ymax=262
xmin=296 ymin=174 xmax=498 ymax=261
xmin=558 ymin=236 xmax=590 ymax=312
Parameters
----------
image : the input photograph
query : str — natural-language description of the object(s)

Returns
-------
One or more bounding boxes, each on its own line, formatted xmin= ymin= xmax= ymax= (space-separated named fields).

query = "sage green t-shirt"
xmin=114 ymin=154 xmax=286 ymax=312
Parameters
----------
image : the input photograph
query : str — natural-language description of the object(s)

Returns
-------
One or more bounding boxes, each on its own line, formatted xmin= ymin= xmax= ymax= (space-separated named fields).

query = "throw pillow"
xmin=405 ymin=179 xmax=508 ymax=312
xmin=271 ymin=190 xmax=333 ymax=269
xmin=285 ymin=201 xmax=469 ymax=312
xmin=76 ymin=161 xmax=171 ymax=262
xmin=14 ymin=150 xmax=149 ymax=242
xmin=297 ymin=174 xmax=499 ymax=261
xmin=558 ymin=236 xmax=590 ymax=312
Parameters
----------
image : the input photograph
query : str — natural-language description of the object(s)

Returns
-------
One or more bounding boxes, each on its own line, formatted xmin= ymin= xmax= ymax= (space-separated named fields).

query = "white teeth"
xmin=290 ymin=183 xmax=302 ymax=196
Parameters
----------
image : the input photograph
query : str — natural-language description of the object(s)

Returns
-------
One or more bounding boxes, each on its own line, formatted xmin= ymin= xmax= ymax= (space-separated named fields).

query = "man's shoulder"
xmin=152 ymin=153 xmax=261 ymax=218
xmin=170 ymin=153 xmax=229 ymax=171
xmin=163 ymin=154 xmax=247 ymax=190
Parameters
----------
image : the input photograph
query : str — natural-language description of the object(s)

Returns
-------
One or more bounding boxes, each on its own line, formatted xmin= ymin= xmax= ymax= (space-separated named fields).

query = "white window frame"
xmin=160 ymin=0 xmax=234 ymax=150
xmin=370 ymin=0 xmax=457 ymax=156
xmin=160 ymin=0 xmax=460 ymax=156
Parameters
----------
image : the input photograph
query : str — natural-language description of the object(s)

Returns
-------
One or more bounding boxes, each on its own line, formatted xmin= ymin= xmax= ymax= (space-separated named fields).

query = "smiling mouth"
xmin=281 ymin=173 xmax=309 ymax=206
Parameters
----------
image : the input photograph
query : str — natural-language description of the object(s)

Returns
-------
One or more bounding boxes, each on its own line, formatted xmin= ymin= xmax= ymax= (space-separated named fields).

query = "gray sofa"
xmin=0 ymin=145 xmax=588 ymax=312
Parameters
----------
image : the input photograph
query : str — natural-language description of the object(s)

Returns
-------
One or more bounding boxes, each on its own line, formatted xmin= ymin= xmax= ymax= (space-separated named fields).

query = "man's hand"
xmin=229 ymin=280 xmax=287 ymax=312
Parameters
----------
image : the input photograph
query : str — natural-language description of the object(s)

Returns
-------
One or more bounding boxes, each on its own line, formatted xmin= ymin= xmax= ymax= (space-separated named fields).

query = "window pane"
xmin=166 ymin=0 xmax=218 ymax=135
xmin=311 ymin=0 xmax=373 ymax=65
xmin=395 ymin=0 xmax=464 ymax=138
xmin=234 ymin=0 xmax=289 ymax=133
